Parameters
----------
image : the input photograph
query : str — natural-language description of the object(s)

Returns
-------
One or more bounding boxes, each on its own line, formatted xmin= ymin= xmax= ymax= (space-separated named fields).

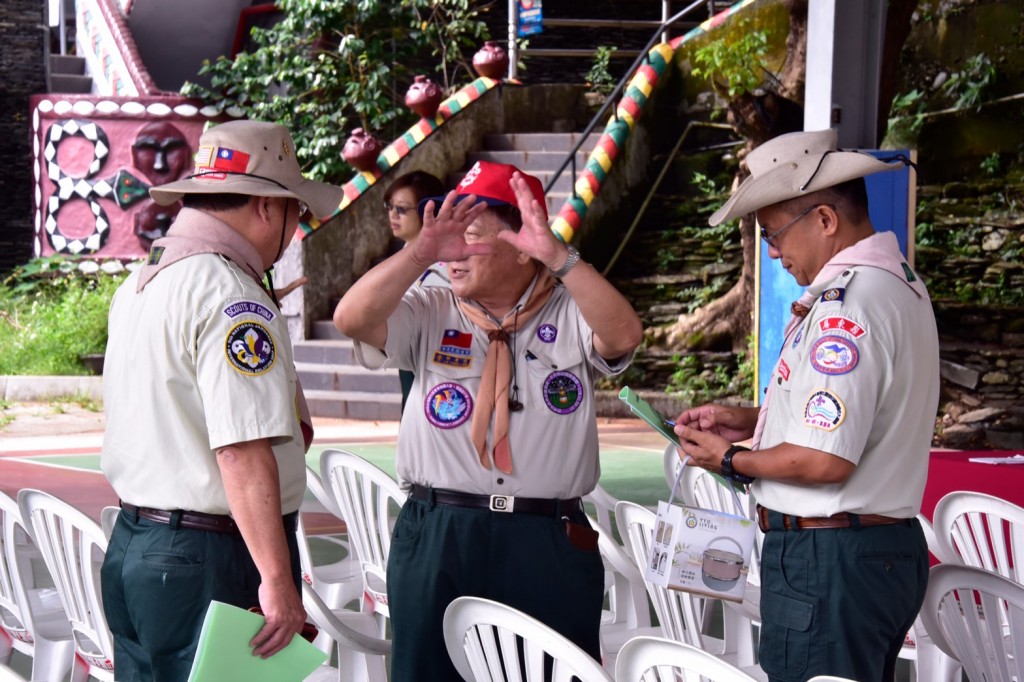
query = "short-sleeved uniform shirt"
xmin=354 ymin=282 xmax=631 ymax=499
xmin=753 ymin=264 xmax=940 ymax=518
xmin=101 ymin=253 xmax=306 ymax=515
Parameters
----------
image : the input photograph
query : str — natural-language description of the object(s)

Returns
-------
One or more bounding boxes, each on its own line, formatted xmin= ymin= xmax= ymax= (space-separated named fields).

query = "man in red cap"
xmin=335 ymin=160 xmax=643 ymax=680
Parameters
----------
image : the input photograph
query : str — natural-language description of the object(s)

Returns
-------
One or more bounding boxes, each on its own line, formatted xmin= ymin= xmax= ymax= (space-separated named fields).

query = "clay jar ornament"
xmin=342 ymin=128 xmax=383 ymax=172
xmin=405 ymin=75 xmax=443 ymax=119
xmin=472 ymin=41 xmax=509 ymax=79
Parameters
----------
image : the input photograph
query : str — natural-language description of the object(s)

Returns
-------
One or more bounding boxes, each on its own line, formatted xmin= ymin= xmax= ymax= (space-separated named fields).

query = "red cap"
xmin=418 ymin=160 xmax=547 ymax=219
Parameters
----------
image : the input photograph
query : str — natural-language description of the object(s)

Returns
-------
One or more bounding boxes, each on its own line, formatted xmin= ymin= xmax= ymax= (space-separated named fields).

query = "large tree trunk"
xmin=655 ymin=0 xmax=808 ymax=353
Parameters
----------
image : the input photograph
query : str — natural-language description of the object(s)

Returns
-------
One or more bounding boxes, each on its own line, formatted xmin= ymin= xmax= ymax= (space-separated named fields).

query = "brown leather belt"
xmin=756 ymin=504 xmax=909 ymax=533
xmin=410 ymin=484 xmax=581 ymax=517
xmin=120 ymin=502 xmax=298 ymax=535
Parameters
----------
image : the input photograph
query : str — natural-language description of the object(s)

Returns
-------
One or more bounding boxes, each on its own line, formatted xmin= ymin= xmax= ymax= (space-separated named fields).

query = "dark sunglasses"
xmin=384 ymin=202 xmax=414 ymax=217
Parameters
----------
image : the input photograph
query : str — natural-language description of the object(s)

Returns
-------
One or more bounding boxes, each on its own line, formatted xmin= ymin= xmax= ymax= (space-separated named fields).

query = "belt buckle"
xmin=489 ymin=495 xmax=514 ymax=513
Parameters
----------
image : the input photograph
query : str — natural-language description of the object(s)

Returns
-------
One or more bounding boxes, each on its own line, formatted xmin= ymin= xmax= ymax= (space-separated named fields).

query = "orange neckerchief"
xmin=458 ymin=269 xmax=555 ymax=473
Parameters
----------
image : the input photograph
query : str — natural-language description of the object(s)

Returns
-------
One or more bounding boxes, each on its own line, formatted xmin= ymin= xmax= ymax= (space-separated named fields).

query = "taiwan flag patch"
xmin=213 ymin=147 xmax=250 ymax=173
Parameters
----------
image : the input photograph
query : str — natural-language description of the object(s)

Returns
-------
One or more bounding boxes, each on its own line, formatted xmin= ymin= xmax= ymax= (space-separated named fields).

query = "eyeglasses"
xmin=296 ymin=200 xmax=309 ymax=217
xmin=384 ymin=202 xmax=414 ymax=217
xmin=759 ymin=203 xmax=833 ymax=248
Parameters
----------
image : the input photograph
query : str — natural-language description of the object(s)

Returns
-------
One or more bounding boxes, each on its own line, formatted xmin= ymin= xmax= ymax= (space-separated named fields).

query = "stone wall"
xmin=0 ymin=1 xmax=46 ymax=275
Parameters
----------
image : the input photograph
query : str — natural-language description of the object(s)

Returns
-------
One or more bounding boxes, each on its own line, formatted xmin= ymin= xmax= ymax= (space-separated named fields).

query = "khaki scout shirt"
xmin=753 ymin=265 xmax=940 ymax=518
xmin=101 ymin=253 xmax=306 ymax=515
xmin=354 ymin=283 xmax=631 ymax=499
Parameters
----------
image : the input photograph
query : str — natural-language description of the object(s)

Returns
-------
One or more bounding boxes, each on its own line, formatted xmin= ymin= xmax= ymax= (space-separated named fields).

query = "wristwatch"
xmin=720 ymin=445 xmax=755 ymax=485
xmin=549 ymin=244 xmax=581 ymax=279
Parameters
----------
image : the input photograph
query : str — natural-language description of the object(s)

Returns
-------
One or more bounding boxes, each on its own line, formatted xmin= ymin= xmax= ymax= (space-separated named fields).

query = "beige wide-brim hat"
xmin=150 ymin=120 xmax=343 ymax=220
xmin=709 ymin=128 xmax=906 ymax=226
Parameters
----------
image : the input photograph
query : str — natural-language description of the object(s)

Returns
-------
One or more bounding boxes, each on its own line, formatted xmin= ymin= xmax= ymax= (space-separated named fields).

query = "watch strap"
xmin=550 ymin=244 xmax=581 ymax=279
xmin=721 ymin=445 xmax=755 ymax=485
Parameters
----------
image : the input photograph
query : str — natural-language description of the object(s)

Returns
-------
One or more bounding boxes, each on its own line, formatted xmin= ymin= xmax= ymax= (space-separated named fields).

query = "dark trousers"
xmin=100 ymin=508 xmax=301 ymax=682
xmin=757 ymin=516 xmax=929 ymax=682
xmin=386 ymin=496 xmax=605 ymax=682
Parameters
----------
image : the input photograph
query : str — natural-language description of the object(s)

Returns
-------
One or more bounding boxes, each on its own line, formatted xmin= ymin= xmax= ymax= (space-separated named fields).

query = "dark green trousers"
xmin=100 ymin=508 xmax=301 ymax=682
xmin=387 ymin=495 xmax=605 ymax=682
xmin=757 ymin=513 xmax=928 ymax=682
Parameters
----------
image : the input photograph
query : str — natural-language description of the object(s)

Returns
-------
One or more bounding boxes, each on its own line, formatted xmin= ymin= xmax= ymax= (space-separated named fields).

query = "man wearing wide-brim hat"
xmin=673 ymin=129 xmax=940 ymax=681
xmin=100 ymin=120 xmax=343 ymax=680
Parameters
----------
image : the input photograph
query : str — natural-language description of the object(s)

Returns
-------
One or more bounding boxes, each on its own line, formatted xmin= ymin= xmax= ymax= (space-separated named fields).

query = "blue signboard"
xmin=755 ymin=150 xmax=913 ymax=402
xmin=517 ymin=0 xmax=543 ymax=37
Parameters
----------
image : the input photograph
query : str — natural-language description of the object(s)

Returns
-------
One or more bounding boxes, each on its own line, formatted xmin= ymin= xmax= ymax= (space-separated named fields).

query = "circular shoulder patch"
xmin=804 ymin=389 xmax=846 ymax=431
xmin=543 ymin=371 xmax=583 ymax=414
xmin=810 ymin=335 xmax=859 ymax=375
xmin=537 ymin=324 xmax=558 ymax=343
xmin=225 ymin=321 xmax=276 ymax=375
xmin=425 ymin=382 xmax=473 ymax=428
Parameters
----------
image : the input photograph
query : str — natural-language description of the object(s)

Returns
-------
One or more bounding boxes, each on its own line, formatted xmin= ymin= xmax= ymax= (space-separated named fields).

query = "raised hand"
xmin=496 ymin=172 xmax=566 ymax=270
xmin=410 ymin=190 xmax=491 ymax=266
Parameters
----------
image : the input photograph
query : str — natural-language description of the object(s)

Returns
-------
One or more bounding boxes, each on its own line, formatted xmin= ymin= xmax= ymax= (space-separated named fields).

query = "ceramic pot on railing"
xmin=472 ymin=41 xmax=509 ymax=79
xmin=342 ymin=128 xmax=383 ymax=172
xmin=404 ymin=75 xmax=444 ymax=119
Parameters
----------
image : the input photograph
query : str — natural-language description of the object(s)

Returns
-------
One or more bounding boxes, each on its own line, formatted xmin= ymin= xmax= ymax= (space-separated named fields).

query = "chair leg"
xmin=31 ymin=637 xmax=77 ymax=682
xmin=0 ymin=630 xmax=12 ymax=665
xmin=915 ymin=637 xmax=961 ymax=682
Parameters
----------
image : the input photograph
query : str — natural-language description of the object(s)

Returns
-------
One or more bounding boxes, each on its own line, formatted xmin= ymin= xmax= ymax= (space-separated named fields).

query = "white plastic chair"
xmin=0 ymin=664 xmax=29 ymax=682
xmin=932 ymin=490 xmax=1024 ymax=583
xmin=615 ymin=635 xmax=758 ymax=682
xmin=442 ymin=596 xmax=613 ymax=682
xmin=0 ymin=491 xmax=76 ymax=682
xmin=98 ymin=507 xmax=119 ymax=540
xmin=614 ymin=501 xmax=765 ymax=679
xmin=300 ymin=582 xmax=390 ymax=682
xmin=300 ymin=466 xmax=363 ymax=610
xmin=319 ymin=450 xmax=405 ymax=627
xmin=919 ymin=563 xmax=1024 ymax=682
xmin=17 ymin=489 xmax=113 ymax=682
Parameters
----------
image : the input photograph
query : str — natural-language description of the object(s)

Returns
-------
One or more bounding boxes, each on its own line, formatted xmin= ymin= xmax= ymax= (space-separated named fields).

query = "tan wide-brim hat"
xmin=150 ymin=120 xmax=343 ymax=220
xmin=709 ymin=128 xmax=906 ymax=226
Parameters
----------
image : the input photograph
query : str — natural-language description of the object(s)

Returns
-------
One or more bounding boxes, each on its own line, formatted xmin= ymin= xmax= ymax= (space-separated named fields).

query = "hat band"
xmin=188 ymin=169 xmax=293 ymax=193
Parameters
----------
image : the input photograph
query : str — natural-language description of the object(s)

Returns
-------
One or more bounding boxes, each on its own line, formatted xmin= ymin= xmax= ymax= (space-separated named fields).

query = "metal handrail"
xmin=542 ymin=0 xmax=709 ymax=199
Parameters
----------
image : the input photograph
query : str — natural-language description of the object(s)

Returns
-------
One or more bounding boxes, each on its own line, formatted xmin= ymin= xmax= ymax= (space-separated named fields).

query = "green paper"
xmin=187 ymin=601 xmax=327 ymax=682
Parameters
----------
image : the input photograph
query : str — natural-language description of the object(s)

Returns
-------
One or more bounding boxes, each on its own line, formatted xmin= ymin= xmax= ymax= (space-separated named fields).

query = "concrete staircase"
xmin=301 ymin=130 xmax=595 ymax=419
xmin=49 ymin=54 xmax=92 ymax=93
xmin=295 ymin=321 xmax=403 ymax=421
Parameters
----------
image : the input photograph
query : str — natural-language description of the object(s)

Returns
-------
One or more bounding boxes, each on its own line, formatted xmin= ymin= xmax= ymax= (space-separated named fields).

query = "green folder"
xmin=618 ymin=386 xmax=743 ymax=493
xmin=187 ymin=601 xmax=327 ymax=682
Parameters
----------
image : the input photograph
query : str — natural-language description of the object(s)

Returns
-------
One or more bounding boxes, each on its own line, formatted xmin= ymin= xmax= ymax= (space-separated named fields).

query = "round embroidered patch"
xmin=537 ymin=323 xmax=558 ymax=343
xmin=225 ymin=321 xmax=276 ymax=375
xmin=543 ymin=371 xmax=583 ymax=414
xmin=804 ymin=389 xmax=846 ymax=431
xmin=810 ymin=335 xmax=859 ymax=375
xmin=425 ymin=382 xmax=472 ymax=428
xmin=792 ymin=326 xmax=804 ymax=348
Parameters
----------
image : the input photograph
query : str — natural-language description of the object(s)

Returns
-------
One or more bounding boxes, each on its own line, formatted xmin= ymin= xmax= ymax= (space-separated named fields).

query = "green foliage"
xmin=181 ymin=0 xmax=490 ymax=183
xmin=665 ymin=338 xmax=754 ymax=405
xmin=0 ymin=259 xmax=127 ymax=375
xmin=691 ymin=19 xmax=771 ymax=99
xmin=885 ymin=89 xmax=926 ymax=144
xmin=585 ymin=45 xmax=618 ymax=96
xmin=941 ymin=53 xmax=997 ymax=110
xmin=980 ymin=153 xmax=1001 ymax=177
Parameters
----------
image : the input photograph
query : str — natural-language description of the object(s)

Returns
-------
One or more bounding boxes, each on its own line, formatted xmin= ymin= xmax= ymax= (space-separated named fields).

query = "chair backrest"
xmin=613 ymin=501 xmax=703 ymax=646
xmin=443 ymin=596 xmax=613 ymax=682
xmin=99 ymin=506 xmax=120 ymax=540
xmin=932 ymin=491 xmax=1024 ymax=582
xmin=592 ymin=521 xmax=651 ymax=630
xmin=615 ymin=636 xmax=758 ymax=682
xmin=583 ymin=483 xmax=619 ymax=536
xmin=17 ymin=489 xmax=114 ymax=679
xmin=306 ymin=465 xmax=343 ymax=519
xmin=0 ymin=491 xmax=37 ymax=650
xmin=918 ymin=563 xmax=1024 ymax=682
xmin=319 ymin=450 xmax=405 ymax=616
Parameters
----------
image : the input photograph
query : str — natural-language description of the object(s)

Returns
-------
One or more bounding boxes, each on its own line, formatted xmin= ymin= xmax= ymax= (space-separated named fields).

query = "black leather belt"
xmin=409 ymin=484 xmax=581 ymax=516
xmin=120 ymin=502 xmax=298 ymax=535
xmin=756 ymin=504 xmax=909 ymax=533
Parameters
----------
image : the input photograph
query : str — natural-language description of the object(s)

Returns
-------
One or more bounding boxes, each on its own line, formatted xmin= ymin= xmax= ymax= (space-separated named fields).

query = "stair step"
xmin=49 ymin=54 xmax=85 ymax=75
xmin=293 ymin=338 xmax=355 ymax=365
xmin=468 ymin=150 xmax=593 ymax=172
xmin=304 ymin=390 xmax=403 ymax=421
xmin=483 ymin=132 xmax=599 ymax=153
xmin=311 ymin=319 xmax=345 ymax=340
xmin=296 ymin=362 xmax=400 ymax=393
xmin=49 ymin=74 xmax=92 ymax=93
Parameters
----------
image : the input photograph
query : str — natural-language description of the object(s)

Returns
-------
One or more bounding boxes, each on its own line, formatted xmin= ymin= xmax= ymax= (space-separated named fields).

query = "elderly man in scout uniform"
xmin=334 ymin=160 xmax=643 ymax=681
xmin=674 ymin=129 xmax=940 ymax=682
xmin=101 ymin=120 xmax=343 ymax=681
